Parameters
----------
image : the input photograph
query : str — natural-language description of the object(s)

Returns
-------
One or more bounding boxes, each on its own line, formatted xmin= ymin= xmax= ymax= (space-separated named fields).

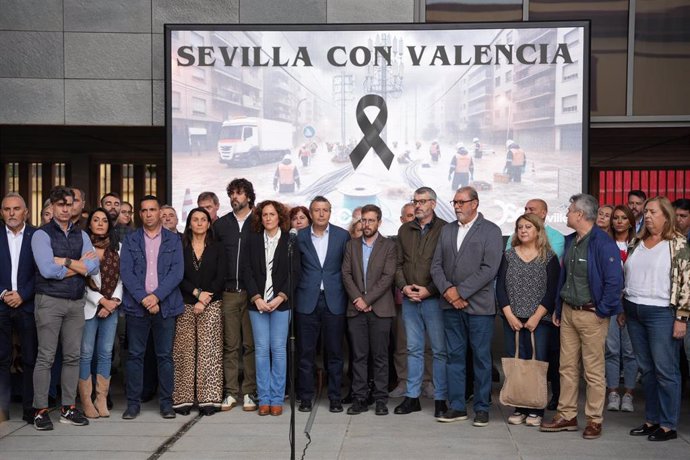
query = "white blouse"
xmin=624 ymin=240 xmax=671 ymax=307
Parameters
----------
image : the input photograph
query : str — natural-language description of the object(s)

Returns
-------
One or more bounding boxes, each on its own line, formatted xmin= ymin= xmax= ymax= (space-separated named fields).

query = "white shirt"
xmin=624 ymin=240 xmax=671 ymax=306
xmin=6 ymin=224 xmax=25 ymax=291
xmin=234 ymin=210 xmax=251 ymax=231
xmin=311 ymin=224 xmax=330 ymax=290
xmin=263 ymin=229 xmax=281 ymax=300
xmin=456 ymin=213 xmax=478 ymax=251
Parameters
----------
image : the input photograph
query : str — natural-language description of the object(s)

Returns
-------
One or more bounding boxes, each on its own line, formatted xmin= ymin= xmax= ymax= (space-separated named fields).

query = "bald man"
xmin=506 ymin=199 xmax=565 ymax=261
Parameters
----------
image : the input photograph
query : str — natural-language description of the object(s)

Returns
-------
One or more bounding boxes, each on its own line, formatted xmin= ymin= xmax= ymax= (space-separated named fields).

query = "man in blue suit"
xmin=296 ymin=196 xmax=350 ymax=413
xmin=0 ymin=193 xmax=37 ymax=424
xmin=120 ymin=195 xmax=184 ymax=420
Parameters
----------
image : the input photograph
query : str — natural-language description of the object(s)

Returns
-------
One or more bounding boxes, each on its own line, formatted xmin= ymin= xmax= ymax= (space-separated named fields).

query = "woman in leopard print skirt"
xmin=173 ymin=207 xmax=225 ymax=416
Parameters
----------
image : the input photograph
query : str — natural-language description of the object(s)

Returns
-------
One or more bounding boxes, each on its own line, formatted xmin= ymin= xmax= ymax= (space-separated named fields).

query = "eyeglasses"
xmin=411 ymin=199 xmax=434 ymax=206
xmin=450 ymin=199 xmax=476 ymax=207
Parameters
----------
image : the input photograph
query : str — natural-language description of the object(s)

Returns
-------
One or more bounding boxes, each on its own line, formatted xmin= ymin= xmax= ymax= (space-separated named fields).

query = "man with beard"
xmin=101 ymin=193 xmax=131 ymax=244
xmin=213 ymin=178 xmax=258 ymax=412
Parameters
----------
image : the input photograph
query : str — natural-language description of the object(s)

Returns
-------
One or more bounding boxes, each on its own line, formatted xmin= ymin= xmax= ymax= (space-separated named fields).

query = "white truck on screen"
xmin=217 ymin=117 xmax=294 ymax=167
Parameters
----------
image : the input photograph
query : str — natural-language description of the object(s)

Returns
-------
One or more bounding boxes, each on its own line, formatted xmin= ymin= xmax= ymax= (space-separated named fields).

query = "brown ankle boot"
xmin=78 ymin=378 xmax=99 ymax=418
xmin=95 ymin=375 xmax=111 ymax=417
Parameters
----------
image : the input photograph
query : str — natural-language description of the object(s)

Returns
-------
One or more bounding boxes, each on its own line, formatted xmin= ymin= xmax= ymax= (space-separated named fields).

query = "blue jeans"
xmin=125 ymin=312 xmax=176 ymax=411
xmin=624 ymin=299 xmax=681 ymax=430
xmin=444 ymin=309 xmax=494 ymax=412
xmin=502 ymin=318 xmax=549 ymax=416
xmin=402 ymin=297 xmax=447 ymax=399
xmin=605 ymin=318 xmax=638 ymax=390
xmin=249 ymin=309 xmax=289 ymax=407
xmin=79 ymin=312 xmax=118 ymax=379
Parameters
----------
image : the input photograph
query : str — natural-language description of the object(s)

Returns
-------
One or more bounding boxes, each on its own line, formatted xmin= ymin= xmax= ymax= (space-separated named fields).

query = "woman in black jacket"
xmin=172 ymin=207 xmax=225 ymax=416
xmin=243 ymin=200 xmax=300 ymax=416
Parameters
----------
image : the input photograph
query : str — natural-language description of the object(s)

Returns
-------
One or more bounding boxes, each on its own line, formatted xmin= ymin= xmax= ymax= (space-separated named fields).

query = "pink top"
xmin=144 ymin=230 xmax=162 ymax=294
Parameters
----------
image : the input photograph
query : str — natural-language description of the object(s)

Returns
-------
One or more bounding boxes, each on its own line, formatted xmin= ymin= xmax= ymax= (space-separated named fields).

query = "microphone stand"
xmin=287 ymin=235 xmax=296 ymax=460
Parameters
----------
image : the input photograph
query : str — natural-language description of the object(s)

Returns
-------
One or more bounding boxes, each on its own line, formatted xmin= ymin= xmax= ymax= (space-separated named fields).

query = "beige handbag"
xmin=499 ymin=331 xmax=549 ymax=409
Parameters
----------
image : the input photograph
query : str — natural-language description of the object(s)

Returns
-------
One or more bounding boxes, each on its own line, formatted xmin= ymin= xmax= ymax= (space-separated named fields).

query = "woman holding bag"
xmin=497 ymin=213 xmax=560 ymax=426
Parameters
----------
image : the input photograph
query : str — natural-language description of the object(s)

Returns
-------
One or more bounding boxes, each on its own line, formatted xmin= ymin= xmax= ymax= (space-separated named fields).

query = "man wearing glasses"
xmin=394 ymin=187 xmax=448 ymax=418
xmin=430 ymin=186 xmax=502 ymax=427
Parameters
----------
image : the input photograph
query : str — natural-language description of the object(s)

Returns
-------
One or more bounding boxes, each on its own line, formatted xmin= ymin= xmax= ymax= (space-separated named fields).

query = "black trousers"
xmin=348 ymin=312 xmax=392 ymax=403
xmin=296 ymin=293 xmax=345 ymax=402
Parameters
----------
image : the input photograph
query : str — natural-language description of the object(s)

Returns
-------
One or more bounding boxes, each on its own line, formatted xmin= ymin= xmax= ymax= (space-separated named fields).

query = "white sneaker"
xmin=606 ymin=392 xmax=620 ymax=411
xmin=621 ymin=393 xmax=634 ymax=412
xmin=243 ymin=393 xmax=257 ymax=411
xmin=525 ymin=414 xmax=542 ymax=427
xmin=221 ymin=395 xmax=237 ymax=411
xmin=508 ymin=412 xmax=527 ymax=425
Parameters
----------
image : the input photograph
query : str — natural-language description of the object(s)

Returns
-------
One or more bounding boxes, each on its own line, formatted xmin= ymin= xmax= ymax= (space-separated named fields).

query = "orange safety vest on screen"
xmin=510 ymin=148 xmax=525 ymax=166
xmin=455 ymin=154 xmax=471 ymax=173
xmin=278 ymin=163 xmax=295 ymax=184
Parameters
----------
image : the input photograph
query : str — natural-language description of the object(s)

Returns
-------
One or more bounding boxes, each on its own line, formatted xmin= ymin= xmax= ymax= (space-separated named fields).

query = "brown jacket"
xmin=395 ymin=214 xmax=447 ymax=296
xmin=341 ymin=234 xmax=397 ymax=318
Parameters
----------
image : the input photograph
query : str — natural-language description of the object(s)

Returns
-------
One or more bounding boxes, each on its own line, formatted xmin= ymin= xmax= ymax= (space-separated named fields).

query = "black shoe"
xmin=160 ymin=408 xmax=176 ymax=419
xmin=298 ymin=399 xmax=312 ymax=412
xmin=473 ymin=410 xmax=489 ymax=427
xmin=630 ymin=423 xmax=660 ymax=436
xmin=437 ymin=408 xmax=468 ymax=423
xmin=33 ymin=410 xmax=54 ymax=431
xmin=347 ymin=398 xmax=369 ymax=415
xmin=547 ymin=394 xmax=559 ymax=411
xmin=341 ymin=392 xmax=353 ymax=405
xmin=122 ymin=406 xmax=140 ymax=420
xmin=60 ymin=406 xmax=89 ymax=426
xmin=375 ymin=400 xmax=388 ymax=416
xmin=174 ymin=406 xmax=192 ymax=416
xmin=329 ymin=400 xmax=343 ymax=413
xmin=22 ymin=409 xmax=35 ymax=424
xmin=434 ymin=400 xmax=448 ymax=418
xmin=648 ymin=427 xmax=677 ymax=441
xmin=200 ymin=406 xmax=216 ymax=416
xmin=394 ymin=397 xmax=421 ymax=415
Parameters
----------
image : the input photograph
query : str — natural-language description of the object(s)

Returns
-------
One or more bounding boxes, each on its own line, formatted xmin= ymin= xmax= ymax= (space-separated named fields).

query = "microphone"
xmin=288 ymin=227 xmax=298 ymax=251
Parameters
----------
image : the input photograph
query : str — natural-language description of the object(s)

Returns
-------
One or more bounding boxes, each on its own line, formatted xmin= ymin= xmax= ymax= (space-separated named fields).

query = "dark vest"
xmin=35 ymin=221 xmax=86 ymax=300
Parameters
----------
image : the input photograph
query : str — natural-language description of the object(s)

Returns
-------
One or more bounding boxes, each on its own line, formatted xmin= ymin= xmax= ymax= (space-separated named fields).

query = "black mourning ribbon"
xmin=350 ymin=94 xmax=395 ymax=170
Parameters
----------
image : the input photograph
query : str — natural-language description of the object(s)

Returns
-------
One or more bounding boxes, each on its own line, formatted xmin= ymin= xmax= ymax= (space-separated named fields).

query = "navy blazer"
xmin=120 ymin=227 xmax=184 ymax=319
xmin=0 ymin=224 xmax=37 ymax=313
xmin=296 ymin=224 xmax=350 ymax=315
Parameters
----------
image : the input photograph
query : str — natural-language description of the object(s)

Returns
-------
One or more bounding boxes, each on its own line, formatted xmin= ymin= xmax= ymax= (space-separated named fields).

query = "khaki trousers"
xmin=222 ymin=291 xmax=256 ymax=398
xmin=557 ymin=304 xmax=609 ymax=424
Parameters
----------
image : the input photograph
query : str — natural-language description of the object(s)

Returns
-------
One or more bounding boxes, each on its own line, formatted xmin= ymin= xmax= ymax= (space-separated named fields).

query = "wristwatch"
xmin=64 ymin=258 xmax=72 ymax=268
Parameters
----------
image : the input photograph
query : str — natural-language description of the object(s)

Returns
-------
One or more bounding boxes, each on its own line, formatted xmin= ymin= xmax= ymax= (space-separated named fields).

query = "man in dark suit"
xmin=430 ymin=186 xmax=503 ymax=427
xmin=295 ymin=196 xmax=350 ymax=413
xmin=0 ymin=193 xmax=37 ymax=424
xmin=341 ymin=204 xmax=397 ymax=415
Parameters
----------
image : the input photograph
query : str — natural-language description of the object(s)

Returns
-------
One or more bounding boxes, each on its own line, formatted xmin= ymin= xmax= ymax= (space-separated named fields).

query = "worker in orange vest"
xmin=448 ymin=143 xmax=474 ymax=190
xmin=273 ymin=154 xmax=301 ymax=193
xmin=505 ymin=140 xmax=526 ymax=183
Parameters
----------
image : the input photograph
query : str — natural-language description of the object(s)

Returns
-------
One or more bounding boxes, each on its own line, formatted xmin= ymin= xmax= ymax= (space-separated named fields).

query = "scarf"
xmin=88 ymin=235 xmax=120 ymax=299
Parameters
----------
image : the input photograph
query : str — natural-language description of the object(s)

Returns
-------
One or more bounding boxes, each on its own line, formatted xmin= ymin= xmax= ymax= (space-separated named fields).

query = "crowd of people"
xmin=1 ymin=181 xmax=689 ymax=443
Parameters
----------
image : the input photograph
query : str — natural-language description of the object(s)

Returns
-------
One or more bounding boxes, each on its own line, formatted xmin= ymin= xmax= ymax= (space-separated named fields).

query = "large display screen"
xmin=167 ymin=23 xmax=589 ymax=235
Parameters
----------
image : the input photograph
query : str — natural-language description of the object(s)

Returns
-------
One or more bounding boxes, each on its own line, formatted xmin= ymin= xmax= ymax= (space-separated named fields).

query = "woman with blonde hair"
xmin=623 ymin=196 xmax=690 ymax=441
xmin=497 ymin=213 xmax=560 ymax=427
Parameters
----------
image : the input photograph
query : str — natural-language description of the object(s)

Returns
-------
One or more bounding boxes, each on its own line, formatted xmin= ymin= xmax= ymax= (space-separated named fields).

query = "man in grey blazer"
xmin=430 ymin=186 xmax=503 ymax=427
xmin=341 ymin=204 xmax=397 ymax=416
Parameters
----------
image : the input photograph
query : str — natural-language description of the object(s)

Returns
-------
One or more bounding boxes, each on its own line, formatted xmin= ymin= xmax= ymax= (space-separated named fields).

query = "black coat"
xmin=180 ymin=240 xmax=226 ymax=305
xmin=242 ymin=230 xmax=300 ymax=312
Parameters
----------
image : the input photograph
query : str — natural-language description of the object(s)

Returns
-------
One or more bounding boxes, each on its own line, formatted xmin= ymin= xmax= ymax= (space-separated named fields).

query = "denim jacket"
xmin=120 ymin=227 xmax=184 ymax=319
